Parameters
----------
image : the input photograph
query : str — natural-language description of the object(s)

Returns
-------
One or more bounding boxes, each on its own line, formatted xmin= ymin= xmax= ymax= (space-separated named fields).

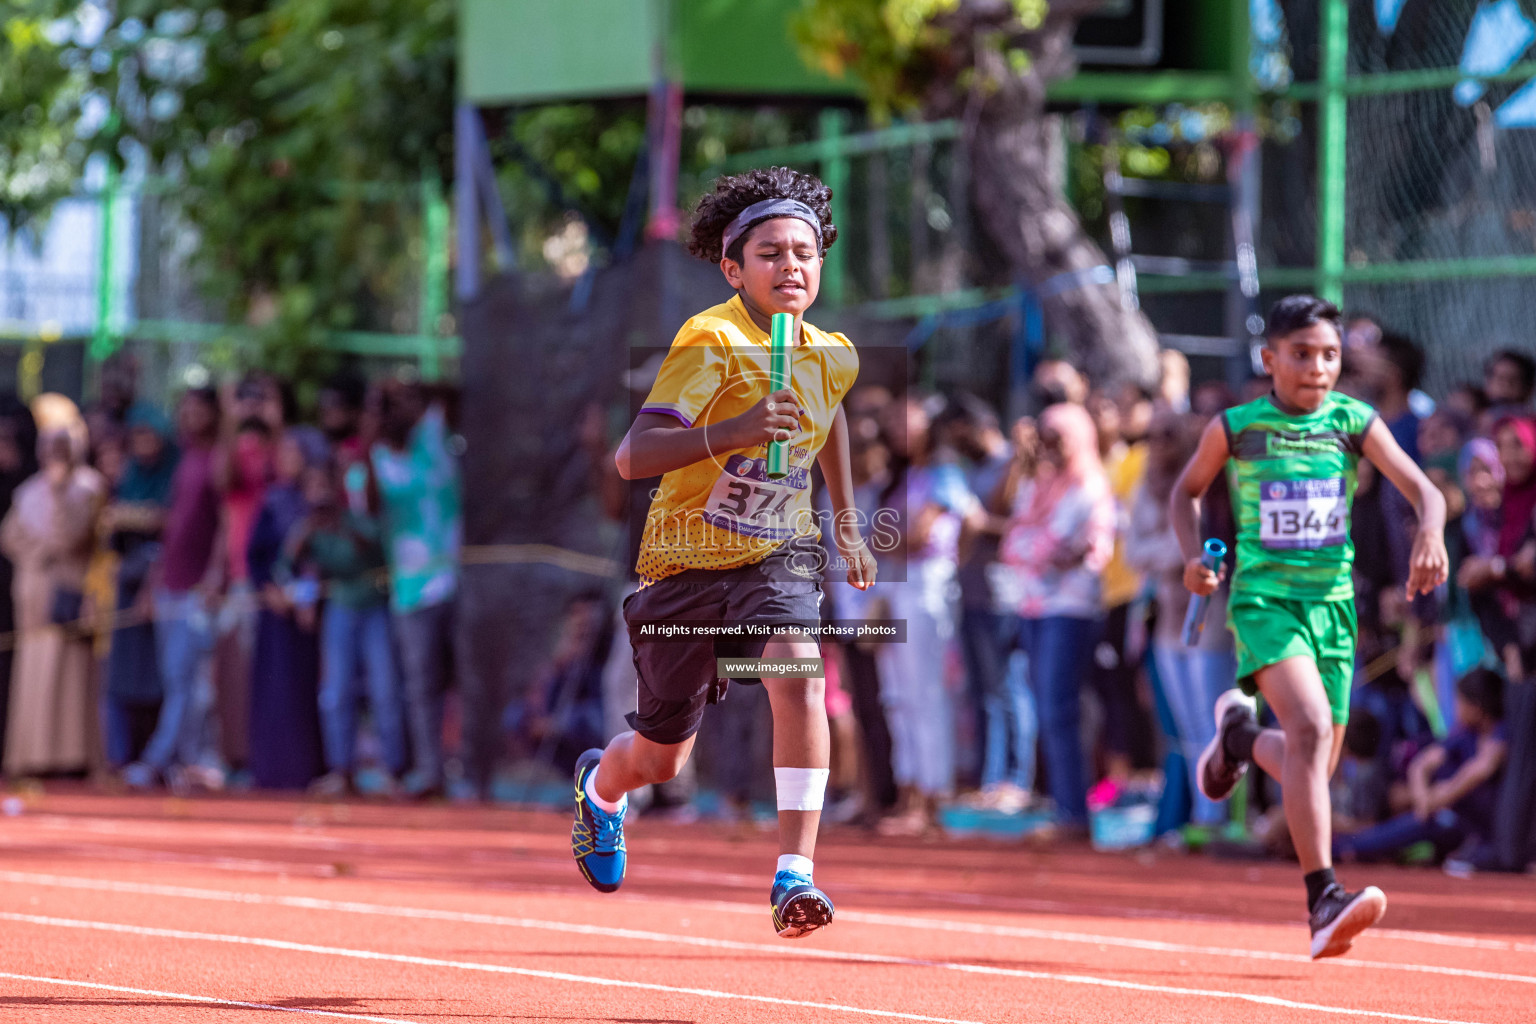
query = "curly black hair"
xmin=687 ymin=166 xmax=838 ymax=265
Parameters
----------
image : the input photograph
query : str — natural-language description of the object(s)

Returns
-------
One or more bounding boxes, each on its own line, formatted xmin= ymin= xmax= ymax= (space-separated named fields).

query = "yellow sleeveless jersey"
xmin=634 ymin=294 xmax=859 ymax=584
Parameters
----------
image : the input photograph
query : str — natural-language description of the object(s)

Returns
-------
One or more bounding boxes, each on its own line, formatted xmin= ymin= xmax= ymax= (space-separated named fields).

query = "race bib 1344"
xmin=1259 ymin=477 xmax=1348 ymax=550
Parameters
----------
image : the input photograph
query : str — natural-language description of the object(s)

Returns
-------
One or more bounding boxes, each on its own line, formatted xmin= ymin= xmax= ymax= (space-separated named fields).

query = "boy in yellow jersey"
xmin=572 ymin=167 xmax=878 ymax=938
xmin=1171 ymin=296 xmax=1448 ymax=959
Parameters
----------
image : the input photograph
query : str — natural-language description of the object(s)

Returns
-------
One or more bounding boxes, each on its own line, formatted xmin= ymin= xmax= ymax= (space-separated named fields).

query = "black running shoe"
xmin=770 ymin=870 xmax=834 ymax=939
xmin=1309 ymin=883 xmax=1387 ymax=959
xmin=1196 ymin=689 xmax=1258 ymax=802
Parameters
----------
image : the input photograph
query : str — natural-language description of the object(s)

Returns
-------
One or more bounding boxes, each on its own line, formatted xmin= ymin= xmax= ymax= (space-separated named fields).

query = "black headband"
xmin=720 ymin=198 xmax=823 ymax=260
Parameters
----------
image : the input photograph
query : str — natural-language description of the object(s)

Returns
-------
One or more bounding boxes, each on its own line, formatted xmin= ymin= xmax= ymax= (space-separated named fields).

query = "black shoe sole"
xmin=1311 ymin=886 xmax=1387 ymax=959
xmin=774 ymin=891 xmax=834 ymax=938
xmin=1197 ymin=690 xmax=1256 ymax=802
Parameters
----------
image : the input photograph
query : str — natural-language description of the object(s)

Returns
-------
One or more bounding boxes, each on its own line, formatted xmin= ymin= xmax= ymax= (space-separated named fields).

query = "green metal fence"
xmin=0 ymin=172 xmax=459 ymax=402
xmin=9 ymin=0 xmax=1530 ymax=401
xmin=715 ymin=0 xmax=1536 ymax=394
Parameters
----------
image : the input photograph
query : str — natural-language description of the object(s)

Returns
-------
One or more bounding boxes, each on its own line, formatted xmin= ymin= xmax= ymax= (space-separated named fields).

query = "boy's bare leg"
xmin=763 ymin=634 xmax=830 ymax=860
xmin=592 ymin=732 xmax=696 ymax=804
xmin=1248 ymin=656 xmax=1339 ymax=875
xmin=1236 ymin=660 xmax=1385 ymax=959
xmin=1252 ymin=724 xmax=1347 ymax=787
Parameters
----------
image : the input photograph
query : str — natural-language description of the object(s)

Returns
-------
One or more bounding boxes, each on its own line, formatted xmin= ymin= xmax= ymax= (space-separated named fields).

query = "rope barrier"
xmin=0 ymin=542 xmax=1432 ymax=688
xmin=0 ymin=544 xmax=626 ymax=653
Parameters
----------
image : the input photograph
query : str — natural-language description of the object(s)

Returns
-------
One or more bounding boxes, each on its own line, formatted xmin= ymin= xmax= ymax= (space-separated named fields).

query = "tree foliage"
xmin=0 ymin=4 xmax=85 ymax=233
xmin=4 ymin=0 xmax=454 ymax=375
xmin=796 ymin=0 xmax=1050 ymax=118
xmin=490 ymin=102 xmax=820 ymax=274
xmin=795 ymin=0 xmax=1162 ymax=385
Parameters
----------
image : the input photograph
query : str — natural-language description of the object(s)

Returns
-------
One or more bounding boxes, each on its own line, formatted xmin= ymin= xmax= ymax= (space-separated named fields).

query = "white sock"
xmin=584 ymin=767 xmax=626 ymax=814
xmin=777 ymin=854 xmax=814 ymax=878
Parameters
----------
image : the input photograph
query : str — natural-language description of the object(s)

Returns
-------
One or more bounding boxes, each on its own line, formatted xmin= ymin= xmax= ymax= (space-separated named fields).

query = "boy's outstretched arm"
xmin=816 ymin=405 xmax=877 ymax=591
xmin=1361 ymin=418 xmax=1449 ymax=598
xmin=615 ymin=390 xmax=804 ymax=480
xmin=1170 ymin=416 xmax=1231 ymax=598
xmin=1422 ymin=733 xmax=1508 ymax=819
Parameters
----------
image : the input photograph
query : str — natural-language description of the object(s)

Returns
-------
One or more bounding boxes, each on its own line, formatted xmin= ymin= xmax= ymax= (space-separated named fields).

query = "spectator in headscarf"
xmin=1494 ymin=417 xmax=1536 ymax=589
xmin=0 ymin=396 xmax=37 ymax=767
xmin=1458 ymin=419 xmax=1536 ymax=656
xmin=1448 ymin=417 xmax=1536 ymax=877
xmin=1421 ymin=437 xmax=1501 ymax=728
xmin=1454 ymin=438 xmax=1509 ymax=642
xmin=245 ymin=427 xmax=328 ymax=791
xmin=999 ymin=403 xmax=1116 ymax=837
xmin=100 ymin=405 xmax=179 ymax=768
xmin=1 ymin=396 xmax=106 ymax=778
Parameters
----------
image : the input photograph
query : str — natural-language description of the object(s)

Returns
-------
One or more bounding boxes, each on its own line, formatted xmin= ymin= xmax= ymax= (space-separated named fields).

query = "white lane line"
xmin=644 ymin=892 xmax=1536 ymax=958
xmin=0 ymin=826 xmax=1171 ymax=918
xmin=1374 ymin=928 xmax=1536 ymax=954
xmin=0 ymin=912 xmax=984 ymax=1024
xmin=0 ymin=971 xmax=423 ymax=1024
xmin=830 ymin=908 xmax=1536 ymax=982
xmin=0 ymin=910 xmax=1500 ymax=1024
xmin=0 ymin=836 xmax=321 ymax=876
xmin=8 ymin=827 xmax=1531 ymax=958
xmin=3 ymin=870 xmax=1530 ymax=990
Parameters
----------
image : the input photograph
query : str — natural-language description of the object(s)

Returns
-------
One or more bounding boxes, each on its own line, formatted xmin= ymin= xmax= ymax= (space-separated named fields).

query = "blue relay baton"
xmin=1181 ymin=538 xmax=1228 ymax=647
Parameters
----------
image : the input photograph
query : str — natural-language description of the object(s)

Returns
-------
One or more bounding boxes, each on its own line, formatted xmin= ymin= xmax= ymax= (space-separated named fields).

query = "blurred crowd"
xmin=6 ymin=334 xmax=1535 ymax=879
xmin=0 ymin=355 xmax=467 ymax=800
xmin=544 ymin=335 xmax=1536 ymax=877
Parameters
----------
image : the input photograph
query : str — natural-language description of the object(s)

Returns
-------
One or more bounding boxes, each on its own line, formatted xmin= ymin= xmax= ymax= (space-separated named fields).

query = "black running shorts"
xmin=621 ymin=536 xmax=824 ymax=746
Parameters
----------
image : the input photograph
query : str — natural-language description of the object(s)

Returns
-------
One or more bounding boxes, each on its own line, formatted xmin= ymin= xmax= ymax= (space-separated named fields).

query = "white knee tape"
xmin=774 ymin=767 xmax=830 ymax=811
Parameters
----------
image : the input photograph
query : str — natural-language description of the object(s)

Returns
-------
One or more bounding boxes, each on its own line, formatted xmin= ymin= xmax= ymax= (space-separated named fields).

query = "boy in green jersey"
xmin=1170 ymin=296 xmax=1448 ymax=960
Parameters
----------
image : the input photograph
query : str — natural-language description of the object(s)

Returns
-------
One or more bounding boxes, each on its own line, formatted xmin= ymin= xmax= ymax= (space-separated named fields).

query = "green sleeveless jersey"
xmin=1223 ymin=391 xmax=1378 ymax=602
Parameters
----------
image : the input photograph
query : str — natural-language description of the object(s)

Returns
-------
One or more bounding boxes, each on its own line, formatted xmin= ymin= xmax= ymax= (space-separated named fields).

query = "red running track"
xmin=1 ymin=789 xmax=1532 ymax=1023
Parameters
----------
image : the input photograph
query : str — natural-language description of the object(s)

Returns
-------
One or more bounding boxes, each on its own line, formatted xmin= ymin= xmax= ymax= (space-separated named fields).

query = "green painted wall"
xmin=667 ymin=0 xmax=857 ymax=97
xmin=460 ymin=0 xmax=655 ymax=105
xmin=460 ymin=0 xmax=854 ymax=106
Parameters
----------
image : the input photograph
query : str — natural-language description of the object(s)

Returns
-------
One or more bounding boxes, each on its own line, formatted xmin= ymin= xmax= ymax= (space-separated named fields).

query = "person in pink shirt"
xmin=997 ymin=402 xmax=1116 ymax=835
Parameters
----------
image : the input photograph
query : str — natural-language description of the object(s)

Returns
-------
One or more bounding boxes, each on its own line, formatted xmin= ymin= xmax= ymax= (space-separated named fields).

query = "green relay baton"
xmin=767 ymin=312 xmax=794 ymax=480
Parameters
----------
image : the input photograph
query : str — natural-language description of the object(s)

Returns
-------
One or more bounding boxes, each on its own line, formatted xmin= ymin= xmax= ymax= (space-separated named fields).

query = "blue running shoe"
xmin=572 ymin=748 xmax=626 ymax=893
xmin=770 ymin=870 xmax=834 ymax=938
